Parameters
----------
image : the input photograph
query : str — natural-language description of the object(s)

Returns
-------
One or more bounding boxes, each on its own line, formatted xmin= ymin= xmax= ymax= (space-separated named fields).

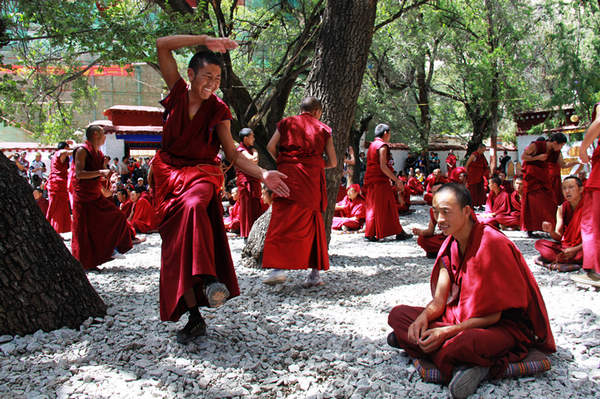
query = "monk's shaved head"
xmin=435 ymin=183 xmax=472 ymax=209
xmin=563 ymin=175 xmax=583 ymax=187
xmin=86 ymin=125 xmax=103 ymax=140
xmin=300 ymin=96 xmax=322 ymax=113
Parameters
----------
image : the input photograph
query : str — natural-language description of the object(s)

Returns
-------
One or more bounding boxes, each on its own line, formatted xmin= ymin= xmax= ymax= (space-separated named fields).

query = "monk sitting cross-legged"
xmin=387 ymin=183 xmax=555 ymax=399
xmin=332 ymin=184 xmax=366 ymax=231
xmin=534 ymin=176 xmax=584 ymax=272
xmin=476 ymin=177 xmax=511 ymax=227
xmin=494 ymin=175 xmax=523 ymax=230
xmin=127 ymin=187 xmax=159 ymax=234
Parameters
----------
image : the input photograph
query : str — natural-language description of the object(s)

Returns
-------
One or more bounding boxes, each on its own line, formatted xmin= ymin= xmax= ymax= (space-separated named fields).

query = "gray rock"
xmin=240 ymin=207 xmax=271 ymax=268
xmin=0 ymin=335 xmax=13 ymax=344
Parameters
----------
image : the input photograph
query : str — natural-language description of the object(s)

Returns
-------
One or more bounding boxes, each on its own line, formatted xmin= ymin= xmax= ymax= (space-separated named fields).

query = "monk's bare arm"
xmin=378 ymin=147 xmax=401 ymax=185
xmin=580 ymin=104 xmax=600 ymax=163
xmin=74 ymin=149 xmax=109 ymax=180
xmin=239 ymin=148 xmax=258 ymax=164
xmin=412 ymin=217 xmax=436 ymax=237
xmin=58 ymin=149 xmax=73 ymax=163
xmin=521 ymin=142 xmax=547 ymax=162
xmin=156 ymin=35 xmax=238 ymax=90
xmin=465 ymin=153 xmax=475 ymax=168
xmin=324 ymin=136 xmax=337 ymax=169
xmin=407 ymin=266 xmax=450 ymax=343
xmin=217 ymin=121 xmax=289 ymax=197
xmin=266 ymin=130 xmax=280 ymax=160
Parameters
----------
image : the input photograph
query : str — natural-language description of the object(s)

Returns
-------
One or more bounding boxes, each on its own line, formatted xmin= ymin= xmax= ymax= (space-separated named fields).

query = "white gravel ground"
xmin=1 ymin=203 xmax=599 ymax=398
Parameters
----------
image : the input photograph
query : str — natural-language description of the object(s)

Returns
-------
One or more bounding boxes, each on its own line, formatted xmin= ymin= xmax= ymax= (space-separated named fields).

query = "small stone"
xmin=0 ymin=343 xmax=16 ymax=355
xmin=0 ymin=335 xmax=13 ymax=344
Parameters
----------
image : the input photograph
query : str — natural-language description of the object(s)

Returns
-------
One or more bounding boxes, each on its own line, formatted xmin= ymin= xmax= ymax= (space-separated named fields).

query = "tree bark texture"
xmin=240 ymin=207 xmax=272 ymax=269
xmin=0 ymin=153 xmax=106 ymax=336
xmin=305 ymin=0 xmax=378 ymax=243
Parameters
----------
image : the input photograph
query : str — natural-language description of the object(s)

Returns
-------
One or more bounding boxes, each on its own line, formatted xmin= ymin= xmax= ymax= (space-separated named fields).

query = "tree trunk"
xmin=305 ymin=0 xmax=378 ymax=243
xmin=0 ymin=153 xmax=106 ymax=336
xmin=350 ymin=114 xmax=373 ymax=183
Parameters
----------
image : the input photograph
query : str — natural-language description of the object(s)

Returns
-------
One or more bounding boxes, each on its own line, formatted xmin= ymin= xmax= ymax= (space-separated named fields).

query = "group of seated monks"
xmin=115 ymin=186 xmax=160 ymax=234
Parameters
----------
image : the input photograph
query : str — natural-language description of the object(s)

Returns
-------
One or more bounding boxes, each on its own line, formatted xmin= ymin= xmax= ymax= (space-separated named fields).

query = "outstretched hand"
xmin=263 ymin=170 xmax=290 ymax=198
xmin=204 ymin=37 xmax=238 ymax=53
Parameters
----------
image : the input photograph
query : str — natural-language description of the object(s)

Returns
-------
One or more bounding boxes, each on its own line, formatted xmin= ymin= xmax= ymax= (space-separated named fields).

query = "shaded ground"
xmin=0 ymin=204 xmax=599 ymax=398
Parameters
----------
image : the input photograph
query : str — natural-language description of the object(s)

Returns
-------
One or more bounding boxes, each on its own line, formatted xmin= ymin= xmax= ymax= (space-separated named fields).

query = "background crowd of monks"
xmin=13 ymin=34 xmax=600 ymax=399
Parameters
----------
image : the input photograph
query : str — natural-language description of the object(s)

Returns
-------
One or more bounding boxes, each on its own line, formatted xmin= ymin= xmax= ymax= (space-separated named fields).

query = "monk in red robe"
xmin=262 ymin=96 xmax=336 ymax=287
xmin=448 ymin=166 xmax=467 ymax=185
xmin=33 ymin=187 xmax=48 ymax=216
xmin=332 ymin=184 xmax=366 ymax=231
xmin=72 ymin=125 xmax=134 ymax=271
xmin=127 ymin=187 xmax=159 ymax=234
xmin=46 ymin=142 xmax=72 ymax=233
xmin=236 ymin=128 xmax=262 ymax=238
xmin=223 ymin=189 xmax=241 ymax=233
xmin=154 ymin=35 xmax=288 ymax=344
xmin=465 ymin=144 xmax=489 ymax=207
xmin=364 ymin=124 xmax=411 ymax=242
xmin=495 ymin=176 xmax=522 ymax=229
xmin=477 ymin=177 xmax=511 ymax=227
xmin=424 ymin=169 xmax=447 ymax=205
xmin=445 ymin=150 xmax=457 ymax=176
xmin=407 ymin=174 xmax=424 ymax=195
xmin=117 ymin=188 xmax=133 ymax=217
xmin=572 ymin=102 xmax=600 ymax=286
xmin=521 ymin=133 xmax=567 ymax=236
xmin=396 ymin=181 xmax=411 ymax=215
xmin=387 ymin=183 xmax=555 ymax=398
xmin=535 ymin=176 xmax=583 ymax=271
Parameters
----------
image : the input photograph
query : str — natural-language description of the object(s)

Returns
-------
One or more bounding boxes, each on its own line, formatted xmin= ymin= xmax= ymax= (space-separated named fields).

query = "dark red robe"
xmin=151 ymin=77 xmax=239 ymax=322
xmin=129 ymin=196 xmax=159 ymax=233
xmin=446 ymin=153 xmax=457 ymax=175
xmin=535 ymin=200 xmax=583 ymax=264
xmin=396 ymin=184 xmax=411 ymax=214
xmin=71 ymin=141 xmax=133 ymax=270
xmin=389 ymin=222 xmax=555 ymax=381
xmin=547 ymin=150 xmax=565 ymax=205
xmin=417 ymin=208 xmax=446 ymax=256
xmin=332 ymin=194 xmax=366 ymax=231
xmin=46 ymin=152 xmax=72 ymax=233
xmin=120 ymin=200 xmax=133 ymax=218
xmin=493 ymin=191 xmax=521 ymax=228
xmin=424 ymin=175 xmax=447 ymax=205
xmin=466 ymin=152 xmax=489 ymax=206
xmin=263 ymin=112 xmax=331 ymax=270
xmin=235 ymin=143 xmax=262 ymax=238
xmin=406 ymin=176 xmax=424 ymax=195
xmin=364 ymin=138 xmax=405 ymax=239
xmin=478 ymin=189 xmax=511 ymax=226
xmin=522 ymin=141 xmax=557 ymax=231
xmin=448 ymin=166 xmax=467 ymax=184
xmin=223 ymin=201 xmax=240 ymax=232
xmin=581 ymin=102 xmax=600 ymax=274
xmin=36 ymin=197 xmax=49 ymax=216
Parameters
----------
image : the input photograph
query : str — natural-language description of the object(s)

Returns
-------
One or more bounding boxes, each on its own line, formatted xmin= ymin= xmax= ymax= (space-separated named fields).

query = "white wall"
xmin=102 ymin=134 xmax=125 ymax=161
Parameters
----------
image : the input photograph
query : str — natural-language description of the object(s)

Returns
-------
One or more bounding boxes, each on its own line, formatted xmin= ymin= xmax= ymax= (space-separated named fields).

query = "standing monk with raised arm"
xmin=262 ymin=97 xmax=337 ymax=287
xmin=572 ymin=102 xmax=600 ymax=286
xmin=154 ymin=35 xmax=289 ymax=343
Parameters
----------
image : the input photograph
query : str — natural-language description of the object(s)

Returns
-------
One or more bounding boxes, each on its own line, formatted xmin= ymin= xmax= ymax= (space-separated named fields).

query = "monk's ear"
xmin=187 ymin=68 xmax=195 ymax=82
xmin=463 ymin=205 xmax=473 ymax=219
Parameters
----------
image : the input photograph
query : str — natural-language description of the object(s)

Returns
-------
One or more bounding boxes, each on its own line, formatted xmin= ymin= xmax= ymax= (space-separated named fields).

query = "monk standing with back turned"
xmin=262 ymin=97 xmax=337 ymax=287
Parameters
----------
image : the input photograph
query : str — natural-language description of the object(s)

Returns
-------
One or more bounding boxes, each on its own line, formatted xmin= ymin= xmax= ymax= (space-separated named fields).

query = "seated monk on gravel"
xmin=223 ymin=187 xmax=241 ymax=234
xmin=477 ymin=177 xmax=511 ymax=227
xmin=494 ymin=176 xmax=523 ymax=230
xmin=387 ymin=183 xmax=555 ymax=399
xmin=332 ymin=184 xmax=366 ymax=231
xmin=534 ymin=176 xmax=584 ymax=271
xmin=127 ymin=187 xmax=159 ymax=234
xmin=413 ymin=184 xmax=445 ymax=259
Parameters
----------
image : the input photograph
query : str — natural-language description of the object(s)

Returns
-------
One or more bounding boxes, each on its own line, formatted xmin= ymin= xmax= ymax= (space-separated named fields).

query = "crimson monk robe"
xmin=46 ymin=151 xmax=72 ymax=233
xmin=466 ymin=151 xmax=489 ymax=207
xmin=71 ymin=141 xmax=133 ymax=270
xmin=535 ymin=199 xmax=583 ymax=265
xmin=263 ymin=112 xmax=331 ymax=271
xmin=235 ymin=142 xmax=262 ymax=238
xmin=150 ymin=77 xmax=240 ymax=322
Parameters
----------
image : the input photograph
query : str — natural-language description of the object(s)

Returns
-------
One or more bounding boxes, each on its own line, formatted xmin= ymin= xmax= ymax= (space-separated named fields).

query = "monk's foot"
xmin=302 ymin=269 xmax=324 ymax=288
xmin=386 ymin=332 xmax=400 ymax=348
xmin=588 ymin=270 xmax=600 ymax=281
xmin=176 ymin=314 xmax=207 ymax=344
xmin=341 ymin=225 xmax=349 ymax=232
xmin=449 ymin=366 xmax=489 ymax=399
xmin=534 ymin=256 xmax=547 ymax=267
xmin=132 ymin=236 xmax=146 ymax=245
xmin=395 ymin=232 xmax=413 ymax=241
xmin=204 ymin=282 xmax=230 ymax=308
xmin=263 ymin=270 xmax=287 ymax=285
xmin=571 ymin=270 xmax=600 ymax=286
xmin=110 ymin=249 xmax=126 ymax=260
xmin=365 ymin=236 xmax=378 ymax=242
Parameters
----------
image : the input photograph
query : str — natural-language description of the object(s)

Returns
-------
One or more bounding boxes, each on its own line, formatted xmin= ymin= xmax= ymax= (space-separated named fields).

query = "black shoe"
xmin=176 ymin=315 xmax=207 ymax=344
xmin=395 ymin=232 xmax=413 ymax=241
xmin=387 ymin=332 xmax=400 ymax=348
xmin=527 ymin=231 xmax=537 ymax=238
xmin=365 ymin=236 xmax=378 ymax=242
xmin=426 ymin=252 xmax=438 ymax=259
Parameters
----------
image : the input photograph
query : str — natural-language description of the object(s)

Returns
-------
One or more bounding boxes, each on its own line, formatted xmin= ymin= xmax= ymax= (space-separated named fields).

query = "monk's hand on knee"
xmin=418 ymin=327 xmax=448 ymax=353
xmin=408 ymin=314 xmax=428 ymax=344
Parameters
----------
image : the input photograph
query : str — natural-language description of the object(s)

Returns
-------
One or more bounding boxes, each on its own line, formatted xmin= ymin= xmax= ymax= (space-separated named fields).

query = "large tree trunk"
xmin=0 ymin=153 xmax=106 ymax=336
xmin=350 ymin=114 xmax=373 ymax=182
xmin=305 ymin=0 xmax=378 ymax=243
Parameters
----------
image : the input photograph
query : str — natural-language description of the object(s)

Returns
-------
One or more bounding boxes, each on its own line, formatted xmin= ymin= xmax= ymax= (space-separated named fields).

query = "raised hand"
xmin=204 ymin=37 xmax=238 ymax=53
